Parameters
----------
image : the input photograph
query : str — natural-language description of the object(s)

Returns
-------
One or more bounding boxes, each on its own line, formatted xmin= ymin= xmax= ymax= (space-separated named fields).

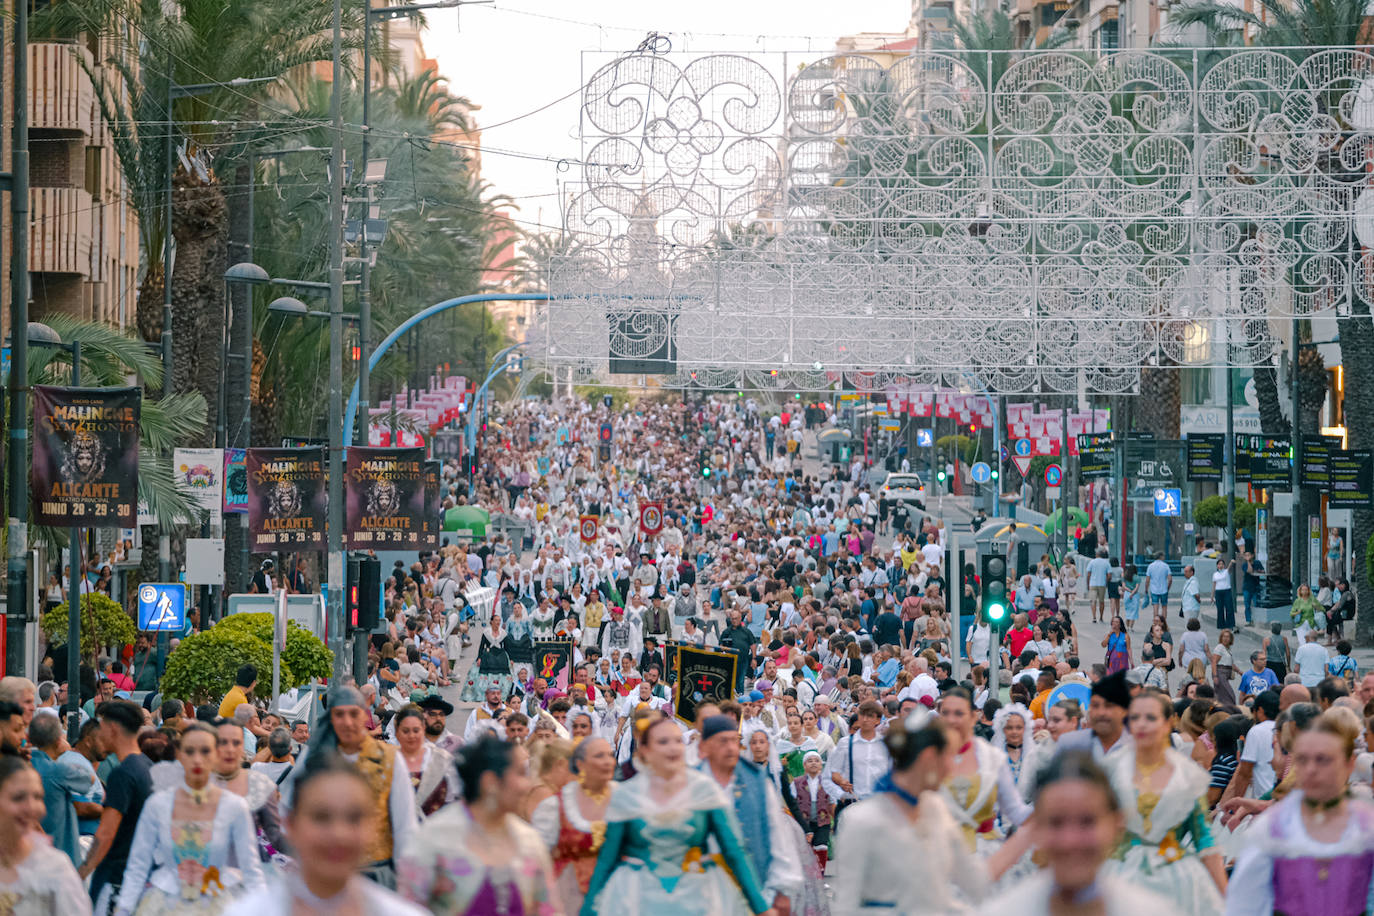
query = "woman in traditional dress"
xmin=222 ymin=752 xmax=428 ymax=916
xmin=1226 ymin=708 xmax=1374 ymax=916
xmin=115 ymin=723 xmax=265 ymax=915
xmin=506 ymin=602 xmax=536 ymax=676
xmin=460 ymin=613 xmax=516 ymax=703
xmin=532 ymin=737 xmax=617 ymax=914
xmin=522 ymin=738 xmax=574 ymax=821
xmin=991 ymin=703 xmax=1032 ymax=793
xmin=212 ymin=720 xmax=289 ymax=865
xmin=396 ymin=735 xmax=559 ymax=915
xmin=580 ymin=711 xmax=775 ymax=916
xmin=530 ymin=600 xmax=558 ymax=641
xmin=1105 ymin=690 xmax=1226 ymax=914
xmin=0 ymin=749 xmax=91 ymax=916
xmin=777 ymin=711 xmax=821 ymax=780
xmin=393 ymin=705 xmax=456 ymax=818
xmin=833 ymin=708 xmax=1022 ymax=915
xmin=937 ymin=687 xmax=1033 ymax=857
xmin=799 ymin=709 xmax=835 ymax=759
xmin=977 ymin=751 xmax=1178 ymax=916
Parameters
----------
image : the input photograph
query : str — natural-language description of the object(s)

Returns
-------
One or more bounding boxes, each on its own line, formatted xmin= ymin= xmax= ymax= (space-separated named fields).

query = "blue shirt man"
xmin=1238 ymin=652 xmax=1280 ymax=700
xmin=29 ymin=717 xmax=90 ymax=866
xmin=1145 ymin=555 xmax=1172 ymax=604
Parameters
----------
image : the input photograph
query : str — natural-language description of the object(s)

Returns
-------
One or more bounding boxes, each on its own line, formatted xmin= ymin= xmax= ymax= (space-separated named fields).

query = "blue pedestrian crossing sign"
xmin=1153 ymin=488 xmax=1182 ymax=517
xmin=916 ymin=429 xmax=934 ymax=448
xmin=138 ymin=583 xmax=186 ymax=631
xmin=1013 ymin=438 xmax=1033 ymax=457
xmin=970 ymin=462 xmax=992 ymax=484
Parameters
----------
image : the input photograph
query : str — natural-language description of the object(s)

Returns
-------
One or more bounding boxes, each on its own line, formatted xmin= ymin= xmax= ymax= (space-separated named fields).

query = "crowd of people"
xmin=0 ymin=392 xmax=1372 ymax=916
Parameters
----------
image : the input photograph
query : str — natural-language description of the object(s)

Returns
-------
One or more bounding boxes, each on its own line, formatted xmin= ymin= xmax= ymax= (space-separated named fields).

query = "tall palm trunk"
xmin=1251 ymin=361 xmax=1290 ymax=578
xmin=1342 ymin=304 xmax=1374 ymax=646
xmin=170 ymin=167 xmax=228 ymax=445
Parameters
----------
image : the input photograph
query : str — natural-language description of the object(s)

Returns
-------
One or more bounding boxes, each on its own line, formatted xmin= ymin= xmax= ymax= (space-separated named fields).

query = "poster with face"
xmin=223 ymin=448 xmax=248 ymax=514
xmin=32 ymin=386 xmax=141 ymax=527
xmin=422 ymin=459 xmax=441 ymax=550
xmin=344 ymin=447 xmax=426 ymax=549
xmin=246 ymin=447 xmax=327 ymax=550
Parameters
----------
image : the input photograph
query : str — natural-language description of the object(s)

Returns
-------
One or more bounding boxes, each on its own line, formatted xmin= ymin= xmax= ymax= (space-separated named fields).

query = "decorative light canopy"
xmin=540 ymin=48 xmax=1374 ymax=393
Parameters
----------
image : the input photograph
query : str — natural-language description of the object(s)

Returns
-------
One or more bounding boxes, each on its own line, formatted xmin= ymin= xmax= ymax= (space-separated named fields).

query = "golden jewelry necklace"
xmin=185 ymin=784 xmax=211 ymax=806
xmin=580 ymin=779 xmax=611 ymax=804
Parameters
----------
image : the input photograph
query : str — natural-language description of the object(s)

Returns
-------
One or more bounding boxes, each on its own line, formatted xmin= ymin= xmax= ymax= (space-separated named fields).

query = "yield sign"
xmin=1012 ymin=454 xmax=1033 ymax=477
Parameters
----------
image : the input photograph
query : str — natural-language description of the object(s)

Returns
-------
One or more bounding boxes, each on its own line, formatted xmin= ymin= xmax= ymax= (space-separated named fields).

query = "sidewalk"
xmin=1192 ymin=603 xmax=1372 ymax=681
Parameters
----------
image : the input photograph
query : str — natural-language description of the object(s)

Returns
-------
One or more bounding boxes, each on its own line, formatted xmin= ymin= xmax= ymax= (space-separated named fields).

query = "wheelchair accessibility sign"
xmin=138 ymin=583 xmax=187 ymax=631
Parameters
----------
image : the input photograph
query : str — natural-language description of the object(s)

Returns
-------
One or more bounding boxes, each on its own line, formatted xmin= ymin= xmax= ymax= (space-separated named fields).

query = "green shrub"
xmin=1193 ymin=495 xmax=1258 ymax=532
xmin=214 ymin=613 xmax=333 ymax=690
xmin=159 ymin=626 xmax=281 ymax=706
xmin=935 ymin=434 xmax=978 ymax=465
xmin=1366 ymin=533 xmax=1374 ymax=590
xmin=39 ymin=593 xmax=137 ymax=668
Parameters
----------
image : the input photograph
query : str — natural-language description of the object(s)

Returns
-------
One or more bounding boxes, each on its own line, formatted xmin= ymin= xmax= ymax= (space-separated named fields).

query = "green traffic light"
xmin=987 ymin=602 xmax=1007 ymax=622
xmin=991 ymin=469 xmax=999 ymax=479
xmin=937 ymin=470 xmax=947 ymax=482
xmin=702 ymin=467 xmax=712 ymax=478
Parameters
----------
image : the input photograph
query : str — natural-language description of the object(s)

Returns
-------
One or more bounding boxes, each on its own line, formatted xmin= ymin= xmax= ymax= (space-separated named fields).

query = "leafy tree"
xmin=214 ymin=612 xmax=333 ymax=688
xmin=39 ymin=593 xmax=138 ymax=669
xmin=1193 ymin=496 xmax=1257 ymax=532
xmin=160 ymin=626 xmax=280 ymax=705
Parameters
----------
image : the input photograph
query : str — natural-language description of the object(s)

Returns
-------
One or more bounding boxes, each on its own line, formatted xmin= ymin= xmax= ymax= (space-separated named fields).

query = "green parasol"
xmin=442 ymin=505 xmax=490 ymax=537
xmin=1043 ymin=506 xmax=1090 ymax=536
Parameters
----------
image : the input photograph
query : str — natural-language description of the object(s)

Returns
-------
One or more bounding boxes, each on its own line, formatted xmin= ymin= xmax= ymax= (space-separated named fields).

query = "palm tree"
xmin=35 ymin=0 xmax=361 ymax=444
xmin=1 ymin=318 xmax=207 ymax=556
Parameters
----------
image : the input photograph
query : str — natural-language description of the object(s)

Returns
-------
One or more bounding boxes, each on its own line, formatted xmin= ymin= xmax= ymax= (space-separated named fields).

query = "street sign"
xmin=1186 ymin=433 xmax=1224 ymax=482
xmin=881 ymin=420 xmax=901 ymax=431
xmin=970 ymin=462 xmax=992 ymax=484
xmin=1012 ymin=454 xmax=1032 ymax=477
xmin=1152 ymin=488 xmax=1182 ymax=517
xmin=1014 ymin=438 xmax=1032 ymax=457
xmin=916 ymin=428 xmax=934 ymax=448
xmin=1046 ymin=485 xmax=1061 ymax=500
xmin=138 ymin=583 xmax=187 ymax=632
xmin=1044 ymin=464 xmax=1062 ymax=487
xmin=1077 ymin=433 xmax=1113 ymax=479
xmin=998 ymin=443 xmax=1009 ymax=463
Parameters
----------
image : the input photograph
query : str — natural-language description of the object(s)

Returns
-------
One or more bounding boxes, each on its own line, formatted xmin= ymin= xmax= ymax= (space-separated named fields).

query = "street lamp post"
xmin=25 ymin=324 xmax=82 ymax=742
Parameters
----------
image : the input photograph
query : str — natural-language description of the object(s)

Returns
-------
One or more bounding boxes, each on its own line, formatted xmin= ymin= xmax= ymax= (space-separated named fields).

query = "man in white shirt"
xmin=1224 ymin=689 xmax=1279 ymax=801
xmin=1085 ymin=548 xmax=1112 ymax=624
xmin=1293 ymin=630 xmax=1330 ymax=688
xmin=1180 ymin=565 xmax=1201 ymax=621
xmin=823 ymin=701 xmax=890 ymax=807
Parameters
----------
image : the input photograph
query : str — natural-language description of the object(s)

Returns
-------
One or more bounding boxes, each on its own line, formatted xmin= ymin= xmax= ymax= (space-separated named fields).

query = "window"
xmin=1095 ymin=19 xmax=1119 ymax=50
xmin=85 ymin=147 xmax=101 ymax=196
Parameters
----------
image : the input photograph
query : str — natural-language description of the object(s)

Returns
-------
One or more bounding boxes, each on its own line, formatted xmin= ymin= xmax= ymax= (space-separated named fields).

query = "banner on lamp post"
xmin=344 ymin=447 xmax=427 ymax=549
xmin=246 ymin=447 xmax=327 ymax=550
xmin=32 ymin=385 xmax=140 ymax=527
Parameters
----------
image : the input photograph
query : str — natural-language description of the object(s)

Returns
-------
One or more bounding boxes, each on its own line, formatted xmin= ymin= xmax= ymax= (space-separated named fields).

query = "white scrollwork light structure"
xmin=540 ymin=48 xmax=1373 ymax=393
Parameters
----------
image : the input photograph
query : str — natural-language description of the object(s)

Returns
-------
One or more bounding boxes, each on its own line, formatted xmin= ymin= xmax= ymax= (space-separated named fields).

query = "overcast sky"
xmin=427 ymin=0 xmax=911 ymax=235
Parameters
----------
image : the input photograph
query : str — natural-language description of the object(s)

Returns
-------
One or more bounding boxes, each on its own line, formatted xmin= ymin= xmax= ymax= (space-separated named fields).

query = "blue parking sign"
xmin=138 ymin=583 xmax=186 ymax=631
xmin=1153 ymin=488 xmax=1182 ymax=517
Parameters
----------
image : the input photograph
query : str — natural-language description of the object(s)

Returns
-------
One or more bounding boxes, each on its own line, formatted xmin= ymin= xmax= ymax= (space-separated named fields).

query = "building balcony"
xmin=30 ymin=187 xmax=94 ymax=275
xmin=29 ymin=41 xmax=96 ymax=136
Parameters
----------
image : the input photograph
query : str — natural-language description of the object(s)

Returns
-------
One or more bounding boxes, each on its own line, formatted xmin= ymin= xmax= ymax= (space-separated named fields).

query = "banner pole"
xmin=66 ymin=340 xmax=81 ymax=743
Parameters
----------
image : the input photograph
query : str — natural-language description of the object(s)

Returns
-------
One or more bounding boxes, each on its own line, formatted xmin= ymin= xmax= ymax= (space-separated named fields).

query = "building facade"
xmin=0 ymin=9 xmax=141 ymax=339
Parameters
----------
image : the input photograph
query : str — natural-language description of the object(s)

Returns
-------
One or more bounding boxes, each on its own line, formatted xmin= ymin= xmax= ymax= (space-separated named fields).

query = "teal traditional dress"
xmin=579 ymin=768 xmax=770 ymax=916
xmin=1105 ymin=747 xmax=1223 ymax=916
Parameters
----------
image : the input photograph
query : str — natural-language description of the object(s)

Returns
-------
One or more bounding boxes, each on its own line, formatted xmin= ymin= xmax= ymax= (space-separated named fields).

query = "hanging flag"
xmin=579 ymin=514 xmax=598 ymax=543
xmin=674 ymin=646 xmax=740 ymax=723
xmin=639 ymin=501 xmax=664 ymax=536
xmin=32 ymin=385 xmax=141 ymax=527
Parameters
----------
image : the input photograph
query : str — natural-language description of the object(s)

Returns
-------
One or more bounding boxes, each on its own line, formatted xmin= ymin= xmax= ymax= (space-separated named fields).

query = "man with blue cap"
xmin=282 ymin=684 xmax=418 ymax=887
xmin=698 ymin=713 xmax=803 ymax=916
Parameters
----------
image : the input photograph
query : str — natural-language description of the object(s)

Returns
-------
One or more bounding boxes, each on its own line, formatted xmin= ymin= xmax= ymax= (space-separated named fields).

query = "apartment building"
xmin=0 ymin=7 xmax=141 ymax=340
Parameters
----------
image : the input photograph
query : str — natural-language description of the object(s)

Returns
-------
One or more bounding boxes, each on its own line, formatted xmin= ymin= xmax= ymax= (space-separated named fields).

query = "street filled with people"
xmin=2 ymin=392 xmax=1373 ymax=915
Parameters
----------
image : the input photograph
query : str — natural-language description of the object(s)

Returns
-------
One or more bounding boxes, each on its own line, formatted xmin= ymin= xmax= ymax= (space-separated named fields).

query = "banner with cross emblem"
xmin=673 ymin=646 xmax=739 ymax=724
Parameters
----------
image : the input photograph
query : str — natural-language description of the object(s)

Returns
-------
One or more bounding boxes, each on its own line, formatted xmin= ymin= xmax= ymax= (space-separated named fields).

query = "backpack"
xmin=1344 ymin=593 xmax=1357 ymax=621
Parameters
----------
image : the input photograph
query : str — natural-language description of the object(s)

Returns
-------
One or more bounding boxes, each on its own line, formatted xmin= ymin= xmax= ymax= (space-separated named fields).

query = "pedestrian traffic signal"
xmin=981 ymin=552 xmax=1008 ymax=630
xmin=346 ymin=553 xmax=381 ymax=632
xmin=345 ymin=554 xmax=362 ymax=629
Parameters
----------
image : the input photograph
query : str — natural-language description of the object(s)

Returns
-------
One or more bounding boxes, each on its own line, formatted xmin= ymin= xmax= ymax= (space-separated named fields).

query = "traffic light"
xmin=345 ymin=555 xmax=362 ymax=630
xmin=698 ymin=449 xmax=712 ymax=479
xmin=981 ymin=551 xmax=1009 ymax=631
xmin=936 ymin=468 xmax=947 ymax=484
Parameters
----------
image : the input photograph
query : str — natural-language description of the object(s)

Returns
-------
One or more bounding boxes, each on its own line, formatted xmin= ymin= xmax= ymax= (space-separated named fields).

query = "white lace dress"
xmin=0 ymin=837 xmax=90 ymax=916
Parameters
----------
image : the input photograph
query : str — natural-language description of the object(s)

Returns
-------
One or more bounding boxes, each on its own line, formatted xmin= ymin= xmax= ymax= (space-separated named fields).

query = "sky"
xmin=427 ymin=0 xmax=912 ymax=238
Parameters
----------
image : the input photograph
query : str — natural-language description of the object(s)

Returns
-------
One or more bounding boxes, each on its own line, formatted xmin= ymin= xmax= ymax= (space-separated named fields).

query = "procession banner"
xmin=531 ymin=639 xmax=573 ymax=693
xmin=344 ymin=447 xmax=426 ymax=549
xmin=246 ymin=447 xmax=327 ymax=550
xmin=674 ymin=646 xmax=739 ymax=724
xmin=579 ymin=514 xmax=598 ymax=543
xmin=639 ymin=501 xmax=664 ymax=536
xmin=663 ymin=641 xmax=678 ymax=685
xmin=32 ymin=386 xmax=140 ymax=527
xmin=174 ymin=447 xmax=224 ymax=524
xmin=422 ymin=460 xmax=442 ymax=550
xmin=223 ymin=448 xmax=248 ymax=513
